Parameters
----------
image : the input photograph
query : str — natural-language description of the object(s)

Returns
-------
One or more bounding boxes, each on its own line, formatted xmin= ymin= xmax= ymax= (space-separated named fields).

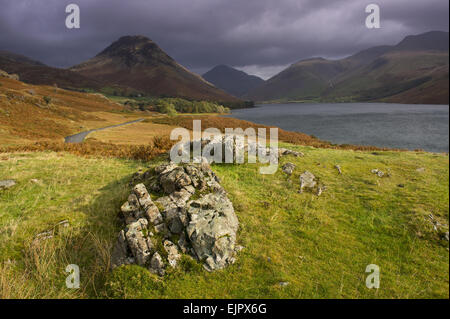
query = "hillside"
xmin=0 ymin=51 xmax=105 ymax=91
xmin=325 ymin=51 xmax=449 ymax=103
xmin=0 ymin=69 xmax=179 ymax=148
xmin=70 ymin=36 xmax=239 ymax=102
xmin=0 ymin=145 xmax=448 ymax=298
xmin=245 ymin=58 xmax=346 ymax=101
xmin=246 ymin=31 xmax=449 ymax=104
xmin=203 ymin=65 xmax=265 ymax=97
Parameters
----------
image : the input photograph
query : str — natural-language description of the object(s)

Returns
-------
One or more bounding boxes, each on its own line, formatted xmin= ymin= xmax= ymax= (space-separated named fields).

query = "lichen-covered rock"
xmin=164 ymin=207 xmax=188 ymax=234
xmin=186 ymin=191 xmax=239 ymax=271
xmin=149 ymin=252 xmax=165 ymax=276
xmin=282 ymin=163 xmax=296 ymax=175
xmin=160 ymin=167 xmax=192 ymax=194
xmin=133 ymin=183 xmax=153 ymax=209
xmin=169 ymin=188 xmax=193 ymax=207
xmin=279 ymin=148 xmax=304 ymax=157
xmin=125 ymin=219 xmax=152 ymax=266
xmin=371 ymin=169 xmax=385 ymax=177
xmin=177 ymin=231 xmax=190 ymax=254
xmin=111 ymin=161 xmax=240 ymax=276
xmin=111 ymin=230 xmax=134 ymax=268
xmin=0 ymin=179 xmax=16 ymax=190
xmin=299 ymin=171 xmax=317 ymax=193
xmin=145 ymin=204 xmax=163 ymax=225
xmin=163 ymin=240 xmax=181 ymax=268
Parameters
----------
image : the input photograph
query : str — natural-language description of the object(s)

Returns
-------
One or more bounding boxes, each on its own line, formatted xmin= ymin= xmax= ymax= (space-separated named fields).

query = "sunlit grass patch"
xmin=0 ymin=147 xmax=448 ymax=298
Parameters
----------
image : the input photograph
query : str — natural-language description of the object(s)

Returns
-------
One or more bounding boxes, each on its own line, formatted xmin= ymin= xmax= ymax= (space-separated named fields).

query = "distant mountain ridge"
xmin=0 ymin=50 xmax=105 ymax=90
xmin=70 ymin=35 xmax=239 ymax=102
xmin=246 ymin=31 xmax=449 ymax=104
xmin=202 ymin=65 xmax=265 ymax=97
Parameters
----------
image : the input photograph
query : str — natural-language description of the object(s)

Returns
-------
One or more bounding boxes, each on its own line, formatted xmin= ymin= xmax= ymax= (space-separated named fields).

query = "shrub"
xmin=157 ymin=101 xmax=177 ymax=116
xmin=0 ymin=136 xmax=175 ymax=161
xmin=43 ymin=96 xmax=52 ymax=105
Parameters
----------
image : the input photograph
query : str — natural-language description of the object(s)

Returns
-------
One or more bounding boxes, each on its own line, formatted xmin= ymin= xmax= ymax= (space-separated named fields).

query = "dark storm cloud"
xmin=0 ymin=0 xmax=448 ymax=79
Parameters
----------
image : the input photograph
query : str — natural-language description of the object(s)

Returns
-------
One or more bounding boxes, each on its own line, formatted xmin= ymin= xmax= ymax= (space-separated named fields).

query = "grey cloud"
xmin=0 ymin=0 xmax=447 ymax=78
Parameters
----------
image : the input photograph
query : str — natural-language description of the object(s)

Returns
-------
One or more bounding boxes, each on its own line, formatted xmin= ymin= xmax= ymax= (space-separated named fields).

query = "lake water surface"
xmin=228 ymin=103 xmax=449 ymax=153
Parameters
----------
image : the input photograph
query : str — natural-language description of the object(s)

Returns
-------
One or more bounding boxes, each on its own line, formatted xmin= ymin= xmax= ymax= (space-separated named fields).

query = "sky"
xmin=0 ymin=0 xmax=448 ymax=79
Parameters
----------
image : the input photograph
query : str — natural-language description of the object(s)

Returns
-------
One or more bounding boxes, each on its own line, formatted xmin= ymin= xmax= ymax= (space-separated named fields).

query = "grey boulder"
xmin=186 ymin=191 xmax=239 ymax=271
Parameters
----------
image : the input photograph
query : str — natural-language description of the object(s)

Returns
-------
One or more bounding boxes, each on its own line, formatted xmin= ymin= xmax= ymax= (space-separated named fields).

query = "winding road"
xmin=64 ymin=118 xmax=144 ymax=143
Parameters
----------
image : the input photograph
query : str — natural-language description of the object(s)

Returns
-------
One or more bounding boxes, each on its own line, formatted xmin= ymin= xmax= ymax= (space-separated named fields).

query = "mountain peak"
xmin=70 ymin=36 xmax=239 ymax=102
xmin=95 ymin=35 xmax=172 ymax=67
xmin=212 ymin=64 xmax=234 ymax=71
xmin=0 ymin=50 xmax=46 ymax=67
xmin=203 ymin=65 xmax=264 ymax=97
xmin=395 ymin=30 xmax=449 ymax=52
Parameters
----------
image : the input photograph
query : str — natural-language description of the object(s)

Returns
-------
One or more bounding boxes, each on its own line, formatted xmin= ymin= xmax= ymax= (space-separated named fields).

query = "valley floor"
xmin=0 ymin=145 xmax=448 ymax=298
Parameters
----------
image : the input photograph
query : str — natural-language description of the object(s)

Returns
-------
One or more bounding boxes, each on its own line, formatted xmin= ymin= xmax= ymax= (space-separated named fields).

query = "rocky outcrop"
xmin=175 ymin=137 xmax=300 ymax=166
xmin=111 ymin=161 xmax=239 ymax=275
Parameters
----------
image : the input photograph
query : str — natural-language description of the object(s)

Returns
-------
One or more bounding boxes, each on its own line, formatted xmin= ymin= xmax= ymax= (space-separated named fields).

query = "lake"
xmin=228 ymin=103 xmax=449 ymax=153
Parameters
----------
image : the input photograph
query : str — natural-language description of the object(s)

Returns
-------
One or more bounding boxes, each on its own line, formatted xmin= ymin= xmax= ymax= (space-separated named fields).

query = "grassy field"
xmin=1 ymin=72 xmax=448 ymax=298
xmin=0 ymin=145 xmax=448 ymax=298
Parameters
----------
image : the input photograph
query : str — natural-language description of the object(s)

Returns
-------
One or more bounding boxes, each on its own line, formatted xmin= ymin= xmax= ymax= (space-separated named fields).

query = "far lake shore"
xmin=227 ymin=102 xmax=449 ymax=153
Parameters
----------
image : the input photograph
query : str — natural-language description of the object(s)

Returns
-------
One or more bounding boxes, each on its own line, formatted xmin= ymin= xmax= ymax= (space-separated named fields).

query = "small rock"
xmin=299 ymin=171 xmax=316 ymax=193
xmin=177 ymin=232 xmax=190 ymax=254
xmin=169 ymin=188 xmax=192 ymax=207
xmin=133 ymin=183 xmax=153 ymax=210
xmin=371 ymin=169 xmax=384 ymax=177
xmin=33 ymin=231 xmax=53 ymax=244
xmin=279 ymin=282 xmax=290 ymax=287
xmin=30 ymin=179 xmax=41 ymax=184
xmin=145 ymin=204 xmax=163 ymax=226
xmin=235 ymin=245 xmax=245 ymax=252
xmin=111 ymin=230 xmax=133 ymax=269
xmin=165 ymin=207 xmax=188 ymax=234
xmin=125 ymin=219 xmax=152 ymax=266
xmin=163 ymin=240 xmax=181 ymax=268
xmin=149 ymin=252 xmax=165 ymax=276
xmin=282 ymin=163 xmax=296 ymax=175
xmin=154 ymin=223 xmax=171 ymax=239
xmin=0 ymin=179 xmax=16 ymax=190
xmin=316 ymin=185 xmax=324 ymax=196
xmin=120 ymin=194 xmax=141 ymax=224
xmin=279 ymin=148 xmax=304 ymax=157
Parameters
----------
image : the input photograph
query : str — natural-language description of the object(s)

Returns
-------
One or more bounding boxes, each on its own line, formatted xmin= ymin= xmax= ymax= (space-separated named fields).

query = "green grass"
xmin=0 ymin=152 xmax=145 ymax=298
xmin=0 ymin=147 xmax=448 ymax=298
